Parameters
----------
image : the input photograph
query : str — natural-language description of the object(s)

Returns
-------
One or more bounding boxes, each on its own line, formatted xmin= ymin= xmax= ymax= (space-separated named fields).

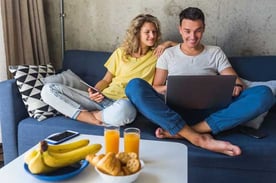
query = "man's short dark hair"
xmin=179 ymin=7 xmax=205 ymax=25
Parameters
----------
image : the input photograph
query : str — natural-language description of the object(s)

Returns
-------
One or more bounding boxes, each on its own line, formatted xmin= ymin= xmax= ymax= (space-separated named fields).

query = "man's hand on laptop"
xmin=153 ymin=85 xmax=167 ymax=95
xmin=233 ymin=84 xmax=243 ymax=97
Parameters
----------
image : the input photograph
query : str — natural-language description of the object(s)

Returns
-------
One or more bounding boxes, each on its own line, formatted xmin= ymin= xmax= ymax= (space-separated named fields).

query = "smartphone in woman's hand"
xmin=80 ymin=80 xmax=100 ymax=93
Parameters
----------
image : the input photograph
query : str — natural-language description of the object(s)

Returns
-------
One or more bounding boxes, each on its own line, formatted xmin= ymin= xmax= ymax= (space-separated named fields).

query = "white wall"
xmin=44 ymin=0 xmax=276 ymax=69
xmin=0 ymin=3 xmax=7 ymax=143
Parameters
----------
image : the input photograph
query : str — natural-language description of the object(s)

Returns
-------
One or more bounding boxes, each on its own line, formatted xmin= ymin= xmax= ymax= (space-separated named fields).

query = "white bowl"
xmin=95 ymin=160 xmax=144 ymax=183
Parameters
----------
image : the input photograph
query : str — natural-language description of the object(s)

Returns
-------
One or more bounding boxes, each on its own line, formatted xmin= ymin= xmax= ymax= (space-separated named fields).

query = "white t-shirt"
xmin=156 ymin=44 xmax=232 ymax=76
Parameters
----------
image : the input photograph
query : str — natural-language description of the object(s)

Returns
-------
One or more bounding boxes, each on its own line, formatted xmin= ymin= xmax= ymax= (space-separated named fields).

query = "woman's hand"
xmin=153 ymin=41 xmax=178 ymax=57
xmin=88 ymin=88 xmax=104 ymax=103
xmin=88 ymin=71 xmax=113 ymax=103
xmin=153 ymin=44 xmax=167 ymax=57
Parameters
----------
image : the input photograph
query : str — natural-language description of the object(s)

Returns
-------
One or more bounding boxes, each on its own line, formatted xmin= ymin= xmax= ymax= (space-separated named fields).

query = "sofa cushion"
xmin=17 ymin=114 xmax=159 ymax=155
xmin=17 ymin=112 xmax=276 ymax=173
xmin=9 ymin=64 xmax=59 ymax=121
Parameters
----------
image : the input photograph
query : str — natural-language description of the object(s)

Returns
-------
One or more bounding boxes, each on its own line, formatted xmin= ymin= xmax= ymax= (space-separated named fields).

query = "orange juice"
xmin=124 ymin=129 xmax=140 ymax=156
xmin=104 ymin=129 xmax=120 ymax=153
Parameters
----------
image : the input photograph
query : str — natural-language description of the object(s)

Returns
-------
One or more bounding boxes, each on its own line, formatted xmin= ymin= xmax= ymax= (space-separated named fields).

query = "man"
xmin=125 ymin=7 xmax=275 ymax=156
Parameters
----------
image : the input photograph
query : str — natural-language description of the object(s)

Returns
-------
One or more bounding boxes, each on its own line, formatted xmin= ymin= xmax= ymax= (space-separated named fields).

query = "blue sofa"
xmin=1 ymin=50 xmax=276 ymax=183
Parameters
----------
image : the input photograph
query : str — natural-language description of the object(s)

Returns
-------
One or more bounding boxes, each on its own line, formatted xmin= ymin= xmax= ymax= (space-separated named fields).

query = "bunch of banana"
xmin=41 ymin=141 xmax=102 ymax=168
xmin=24 ymin=139 xmax=90 ymax=165
xmin=24 ymin=139 xmax=102 ymax=174
xmin=25 ymin=149 xmax=57 ymax=174
xmin=47 ymin=139 xmax=90 ymax=153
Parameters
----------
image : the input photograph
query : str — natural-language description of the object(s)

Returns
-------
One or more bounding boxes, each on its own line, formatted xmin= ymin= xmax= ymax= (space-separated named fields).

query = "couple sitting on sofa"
xmin=41 ymin=7 xmax=275 ymax=156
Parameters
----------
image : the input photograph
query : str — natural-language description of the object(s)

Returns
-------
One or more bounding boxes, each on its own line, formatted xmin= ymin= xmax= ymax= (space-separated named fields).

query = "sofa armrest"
xmin=0 ymin=79 xmax=28 ymax=164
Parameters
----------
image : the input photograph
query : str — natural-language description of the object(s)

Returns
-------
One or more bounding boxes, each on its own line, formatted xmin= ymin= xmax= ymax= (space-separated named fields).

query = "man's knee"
xmin=261 ymin=86 xmax=276 ymax=106
xmin=256 ymin=86 xmax=275 ymax=101
xmin=126 ymin=78 xmax=149 ymax=99
xmin=126 ymin=78 xmax=145 ymax=93
xmin=247 ymin=85 xmax=275 ymax=108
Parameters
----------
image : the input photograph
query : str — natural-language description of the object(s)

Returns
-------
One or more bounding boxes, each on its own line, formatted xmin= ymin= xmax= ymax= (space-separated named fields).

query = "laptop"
xmin=166 ymin=75 xmax=236 ymax=110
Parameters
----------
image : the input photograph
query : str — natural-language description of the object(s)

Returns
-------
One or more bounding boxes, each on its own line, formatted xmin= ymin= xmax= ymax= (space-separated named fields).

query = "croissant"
xmin=96 ymin=152 xmax=122 ymax=176
xmin=86 ymin=154 xmax=105 ymax=166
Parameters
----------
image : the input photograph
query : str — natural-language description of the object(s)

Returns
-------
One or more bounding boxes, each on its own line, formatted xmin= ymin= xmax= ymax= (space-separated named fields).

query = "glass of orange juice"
xmin=124 ymin=127 xmax=140 ymax=157
xmin=104 ymin=125 xmax=120 ymax=154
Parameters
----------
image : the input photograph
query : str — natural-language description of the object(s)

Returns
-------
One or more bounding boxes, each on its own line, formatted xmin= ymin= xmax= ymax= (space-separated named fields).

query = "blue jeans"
xmin=41 ymin=83 xmax=137 ymax=126
xmin=125 ymin=78 xmax=275 ymax=135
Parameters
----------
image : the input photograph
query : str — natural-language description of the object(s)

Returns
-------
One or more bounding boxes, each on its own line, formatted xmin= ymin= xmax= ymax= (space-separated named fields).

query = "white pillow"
xmin=241 ymin=78 xmax=276 ymax=129
xmin=40 ymin=69 xmax=89 ymax=91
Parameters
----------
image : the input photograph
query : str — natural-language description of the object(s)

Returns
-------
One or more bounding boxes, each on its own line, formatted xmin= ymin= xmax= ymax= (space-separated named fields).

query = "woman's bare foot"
xmin=77 ymin=110 xmax=103 ymax=126
xmin=155 ymin=128 xmax=182 ymax=138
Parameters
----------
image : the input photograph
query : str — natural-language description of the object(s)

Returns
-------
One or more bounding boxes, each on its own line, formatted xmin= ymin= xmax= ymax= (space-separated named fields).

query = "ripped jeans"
xmin=41 ymin=83 xmax=136 ymax=126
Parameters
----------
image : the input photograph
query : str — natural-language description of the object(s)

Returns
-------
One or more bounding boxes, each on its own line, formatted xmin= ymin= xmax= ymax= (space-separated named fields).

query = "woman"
xmin=41 ymin=14 xmax=173 ymax=126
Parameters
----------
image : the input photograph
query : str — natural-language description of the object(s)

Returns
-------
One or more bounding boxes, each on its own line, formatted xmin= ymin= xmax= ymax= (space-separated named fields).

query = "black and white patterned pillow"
xmin=9 ymin=64 xmax=59 ymax=121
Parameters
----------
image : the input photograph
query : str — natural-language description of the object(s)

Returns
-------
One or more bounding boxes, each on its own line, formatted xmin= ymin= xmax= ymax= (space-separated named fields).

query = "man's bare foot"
xmin=192 ymin=134 xmax=241 ymax=156
xmin=77 ymin=110 xmax=103 ymax=126
xmin=155 ymin=127 xmax=241 ymax=156
xmin=155 ymin=128 xmax=182 ymax=138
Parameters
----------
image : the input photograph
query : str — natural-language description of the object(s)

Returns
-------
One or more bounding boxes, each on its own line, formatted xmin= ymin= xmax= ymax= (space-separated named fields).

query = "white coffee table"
xmin=0 ymin=134 xmax=188 ymax=183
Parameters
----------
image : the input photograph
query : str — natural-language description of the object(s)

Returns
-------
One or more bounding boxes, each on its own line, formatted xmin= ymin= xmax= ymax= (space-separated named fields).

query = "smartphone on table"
xmin=45 ymin=130 xmax=80 ymax=144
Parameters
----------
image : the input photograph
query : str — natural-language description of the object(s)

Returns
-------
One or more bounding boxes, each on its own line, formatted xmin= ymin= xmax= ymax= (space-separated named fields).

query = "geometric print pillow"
xmin=9 ymin=64 xmax=60 ymax=121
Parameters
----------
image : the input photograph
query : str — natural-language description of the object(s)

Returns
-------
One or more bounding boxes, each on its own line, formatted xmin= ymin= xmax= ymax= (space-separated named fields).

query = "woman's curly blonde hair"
xmin=121 ymin=14 xmax=161 ymax=58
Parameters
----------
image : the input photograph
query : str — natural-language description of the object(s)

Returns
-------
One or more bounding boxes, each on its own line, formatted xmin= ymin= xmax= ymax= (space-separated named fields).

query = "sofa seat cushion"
xmin=17 ymin=116 xmax=104 ymax=154
xmin=18 ymin=113 xmax=276 ymax=173
xmin=187 ymin=112 xmax=276 ymax=172
xmin=17 ymin=114 xmax=159 ymax=154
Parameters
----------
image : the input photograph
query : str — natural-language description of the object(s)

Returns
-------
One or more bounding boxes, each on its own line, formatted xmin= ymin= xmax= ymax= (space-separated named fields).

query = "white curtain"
xmin=0 ymin=4 xmax=5 ymax=143
xmin=0 ymin=3 xmax=7 ymax=82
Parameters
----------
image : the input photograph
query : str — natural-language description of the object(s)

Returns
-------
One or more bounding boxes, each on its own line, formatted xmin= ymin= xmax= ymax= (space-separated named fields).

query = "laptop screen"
xmin=166 ymin=75 xmax=236 ymax=110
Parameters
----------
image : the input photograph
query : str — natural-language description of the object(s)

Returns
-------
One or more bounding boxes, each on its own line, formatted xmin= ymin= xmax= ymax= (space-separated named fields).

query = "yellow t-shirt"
xmin=102 ymin=47 xmax=157 ymax=99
